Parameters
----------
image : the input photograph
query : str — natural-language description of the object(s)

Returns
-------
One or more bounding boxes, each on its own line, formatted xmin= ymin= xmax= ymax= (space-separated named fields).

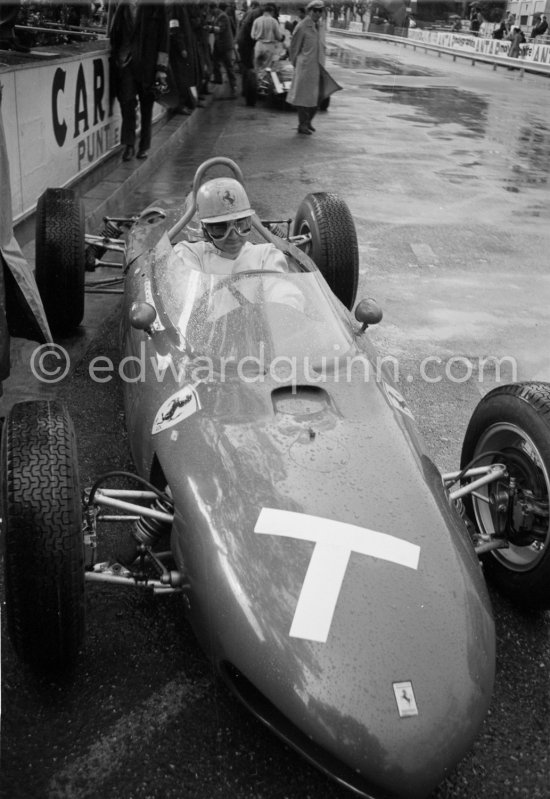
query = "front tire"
xmin=35 ymin=188 xmax=86 ymax=335
xmin=292 ymin=192 xmax=359 ymax=310
xmin=1 ymin=400 xmax=85 ymax=672
xmin=461 ymin=382 xmax=550 ymax=607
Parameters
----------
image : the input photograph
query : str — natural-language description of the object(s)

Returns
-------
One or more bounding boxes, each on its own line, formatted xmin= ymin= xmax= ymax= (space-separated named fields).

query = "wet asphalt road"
xmin=2 ymin=35 xmax=550 ymax=799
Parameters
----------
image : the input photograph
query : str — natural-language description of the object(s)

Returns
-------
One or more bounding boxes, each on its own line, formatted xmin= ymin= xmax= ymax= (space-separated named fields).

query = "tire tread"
xmin=35 ymin=188 xmax=85 ymax=334
xmin=461 ymin=381 xmax=550 ymax=607
xmin=2 ymin=400 xmax=85 ymax=671
xmin=292 ymin=192 xmax=359 ymax=309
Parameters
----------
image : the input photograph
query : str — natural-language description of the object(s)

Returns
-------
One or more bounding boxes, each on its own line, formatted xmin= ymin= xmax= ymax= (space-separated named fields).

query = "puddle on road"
xmin=371 ymin=86 xmax=488 ymax=136
xmin=503 ymin=120 xmax=550 ymax=192
xmin=328 ymin=45 xmax=550 ymax=200
xmin=328 ymin=46 xmax=438 ymax=76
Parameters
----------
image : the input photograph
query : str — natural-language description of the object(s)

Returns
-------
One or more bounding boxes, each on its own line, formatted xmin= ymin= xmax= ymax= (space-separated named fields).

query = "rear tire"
xmin=35 ymin=188 xmax=85 ymax=335
xmin=292 ymin=192 xmax=359 ymax=310
xmin=1 ymin=400 xmax=85 ymax=673
xmin=461 ymin=382 xmax=550 ymax=608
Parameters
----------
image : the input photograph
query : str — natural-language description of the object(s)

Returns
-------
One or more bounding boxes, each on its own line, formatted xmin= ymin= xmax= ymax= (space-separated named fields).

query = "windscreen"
xmin=155 ymin=243 xmax=354 ymax=373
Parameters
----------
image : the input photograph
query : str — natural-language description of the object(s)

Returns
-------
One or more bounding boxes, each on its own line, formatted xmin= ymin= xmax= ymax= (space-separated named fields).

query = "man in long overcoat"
xmin=109 ymin=0 xmax=170 ymax=161
xmin=167 ymin=0 xmax=202 ymax=113
xmin=208 ymin=2 xmax=237 ymax=97
xmin=287 ymin=0 xmax=339 ymax=135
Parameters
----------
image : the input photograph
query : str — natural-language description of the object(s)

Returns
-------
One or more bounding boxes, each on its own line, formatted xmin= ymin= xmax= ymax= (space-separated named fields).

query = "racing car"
xmin=242 ymin=51 xmax=294 ymax=108
xmin=242 ymin=55 xmax=332 ymax=111
xmin=2 ymin=157 xmax=550 ymax=799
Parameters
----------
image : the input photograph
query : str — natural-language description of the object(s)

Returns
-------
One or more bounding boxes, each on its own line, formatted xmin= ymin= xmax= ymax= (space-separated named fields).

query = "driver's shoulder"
xmin=173 ymin=239 xmax=208 ymax=271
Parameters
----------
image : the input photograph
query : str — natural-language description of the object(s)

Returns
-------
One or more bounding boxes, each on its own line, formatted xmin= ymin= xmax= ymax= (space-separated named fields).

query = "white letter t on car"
xmin=255 ymin=508 xmax=421 ymax=643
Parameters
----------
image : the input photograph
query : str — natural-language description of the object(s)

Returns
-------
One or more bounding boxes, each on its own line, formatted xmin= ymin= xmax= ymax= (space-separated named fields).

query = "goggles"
xmin=203 ymin=216 xmax=252 ymax=240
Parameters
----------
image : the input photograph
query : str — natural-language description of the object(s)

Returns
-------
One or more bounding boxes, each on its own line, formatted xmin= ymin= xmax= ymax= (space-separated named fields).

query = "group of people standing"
xmin=491 ymin=12 xmax=548 ymax=44
xmin=490 ymin=11 xmax=548 ymax=58
xmin=108 ymin=1 xmax=227 ymax=161
xmin=108 ymin=1 xmax=340 ymax=158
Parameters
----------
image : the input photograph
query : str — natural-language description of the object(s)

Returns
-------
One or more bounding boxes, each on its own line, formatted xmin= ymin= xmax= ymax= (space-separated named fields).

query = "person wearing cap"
xmin=174 ymin=177 xmax=288 ymax=274
xmin=287 ymin=0 xmax=337 ymax=135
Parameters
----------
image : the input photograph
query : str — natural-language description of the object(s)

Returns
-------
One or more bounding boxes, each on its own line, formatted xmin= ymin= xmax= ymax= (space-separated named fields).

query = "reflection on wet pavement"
xmin=327 ymin=43 xmax=550 ymax=199
xmin=328 ymin=46 xmax=438 ymax=77
xmin=504 ymin=120 xmax=550 ymax=191
xmin=371 ymin=86 xmax=488 ymax=136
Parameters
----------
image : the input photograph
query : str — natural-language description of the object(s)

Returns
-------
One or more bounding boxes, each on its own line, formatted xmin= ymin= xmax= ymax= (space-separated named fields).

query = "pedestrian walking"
xmin=287 ymin=0 xmax=341 ymax=136
xmin=108 ymin=0 xmax=170 ymax=162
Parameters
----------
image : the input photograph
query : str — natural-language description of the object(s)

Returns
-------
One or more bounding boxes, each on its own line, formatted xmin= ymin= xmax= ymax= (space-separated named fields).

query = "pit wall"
xmin=1 ymin=45 xmax=164 ymax=225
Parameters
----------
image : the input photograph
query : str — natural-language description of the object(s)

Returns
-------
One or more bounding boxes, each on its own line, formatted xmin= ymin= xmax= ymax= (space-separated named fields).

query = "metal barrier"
xmin=328 ymin=26 xmax=550 ymax=77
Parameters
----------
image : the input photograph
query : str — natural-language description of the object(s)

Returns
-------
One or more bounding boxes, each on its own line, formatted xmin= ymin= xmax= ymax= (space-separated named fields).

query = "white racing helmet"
xmin=196 ymin=177 xmax=255 ymax=223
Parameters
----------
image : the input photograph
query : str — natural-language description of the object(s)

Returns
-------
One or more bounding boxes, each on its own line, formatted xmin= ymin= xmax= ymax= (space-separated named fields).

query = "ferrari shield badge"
xmin=382 ymin=381 xmax=414 ymax=420
xmin=152 ymin=385 xmax=200 ymax=434
xmin=393 ymin=681 xmax=419 ymax=718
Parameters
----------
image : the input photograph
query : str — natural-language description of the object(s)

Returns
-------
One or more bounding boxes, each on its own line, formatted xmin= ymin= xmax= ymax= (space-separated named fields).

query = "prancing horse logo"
xmin=221 ymin=189 xmax=236 ymax=207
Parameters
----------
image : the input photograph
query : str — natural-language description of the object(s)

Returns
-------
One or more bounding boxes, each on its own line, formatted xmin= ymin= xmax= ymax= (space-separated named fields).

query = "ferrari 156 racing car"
xmin=243 ymin=54 xmax=294 ymax=107
xmin=242 ymin=55 xmax=331 ymax=111
xmin=2 ymin=157 xmax=549 ymax=799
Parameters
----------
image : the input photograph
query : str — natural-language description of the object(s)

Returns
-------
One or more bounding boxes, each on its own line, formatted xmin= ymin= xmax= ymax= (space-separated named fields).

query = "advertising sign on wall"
xmin=1 ymin=51 xmax=123 ymax=223
xmin=408 ymin=28 xmax=550 ymax=64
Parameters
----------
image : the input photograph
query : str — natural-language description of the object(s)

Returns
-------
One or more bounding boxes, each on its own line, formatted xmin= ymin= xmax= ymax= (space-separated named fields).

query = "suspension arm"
xmin=93 ymin=490 xmax=174 ymax=523
xmin=85 ymin=570 xmax=183 ymax=594
xmin=442 ymin=464 xmax=507 ymax=501
xmin=84 ymin=234 xmax=126 ymax=252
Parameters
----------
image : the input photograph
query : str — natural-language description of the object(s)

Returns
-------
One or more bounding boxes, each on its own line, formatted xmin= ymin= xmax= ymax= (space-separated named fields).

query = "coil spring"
xmin=267 ymin=222 xmax=289 ymax=239
xmin=85 ymin=219 xmax=124 ymax=270
xmin=133 ymin=495 xmax=173 ymax=548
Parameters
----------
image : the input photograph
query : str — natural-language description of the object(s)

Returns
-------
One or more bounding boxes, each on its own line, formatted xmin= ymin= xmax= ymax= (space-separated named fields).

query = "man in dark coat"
xmin=0 ymin=0 xmax=29 ymax=52
xmin=236 ymin=1 xmax=261 ymax=74
xmin=208 ymin=1 xmax=237 ymax=97
xmin=167 ymin=0 xmax=202 ymax=114
xmin=189 ymin=2 xmax=213 ymax=98
xmin=531 ymin=15 xmax=548 ymax=38
xmin=109 ymin=0 xmax=170 ymax=161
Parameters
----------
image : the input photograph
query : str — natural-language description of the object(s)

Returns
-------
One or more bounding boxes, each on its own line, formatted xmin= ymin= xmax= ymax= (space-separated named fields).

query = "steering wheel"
xmin=213 ymin=269 xmax=285 ymax=301
xmin=186 ymin=270 xmax=282 ymax=354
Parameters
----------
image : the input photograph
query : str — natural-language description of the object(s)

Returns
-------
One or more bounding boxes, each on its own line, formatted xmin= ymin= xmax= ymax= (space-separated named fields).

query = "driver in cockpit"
xmin=174 ymin=177 xmax=288 ymax=274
